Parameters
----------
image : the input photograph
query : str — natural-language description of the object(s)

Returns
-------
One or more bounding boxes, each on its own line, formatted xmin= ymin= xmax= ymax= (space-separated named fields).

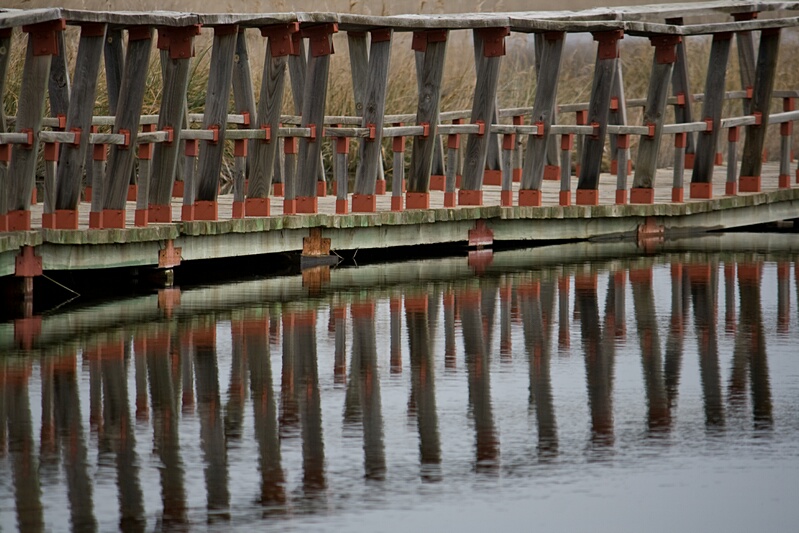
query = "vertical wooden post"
xmin=560 ymin=133 xmax=573 ymax=206
xmin=7 ymin=20 xmax=64 ymax=231
xmin=501 ymin=131 xmax=514 ymax=207
xmin=459 ymin=27 xmax=508 ymax=206
xmin=283 ymin=136 xmax=298 ymax=214
xmin=576 ymin=30 xmax=623 ymax=205
xmin=232 ymin=139 xmax=247 ymax=218
xmin=616 ymin=133 xmax=629 ymax=204
xmin=248 ymin=23 xmax=296 ymax=217
xmin=46 ymin=29 xmax=70 ymax=209
xmin=392 ymin=125 xmax=405 ymax=211
xmin=690 ymin=32 xmax=731 ymax=199
xmin=136 ymin=124 xmax=155 ymax=226
xmin=630 ymin=35 xmax=679 ymax=204
xmin=53 ymin=22 xmax=106 ymax=229
xmin=0 ymin=28 xmax=14 ymax=231
xmin=89 ymin=142 xmax=107 ymax=228
xmin=101 ymin=26 xmax=153 ymax=228
xmin=519 ymin=31 xmax=563 ymax=207
xmin=739 ymin=28 xmax=781 ymax=193
xmin=295 ymin=23 xmax=337 ymax=214
xmin=609 ymin=62 xmax=630 ymax=177
xmin=726 ymin=126 xmax=740 ymax=195
xmin=193 ymin=25 xmax=238 ymax=221
xmin=42 ymin=141 xmax=59 ymax=228
xmin=335 ymin=132 xmax=349 ymax=214
xmin=672 ymin=132 xmax=686 ymax=202
xmin=779 ymin=98 xmax=793 ymax=189
xmin=104 ymin=27 xmax=131 ymax=198
xmin=149 ymin=24 xmax=200 ymax=223
xmin=231 ymin=28 xmax=256 ymax=192
xmin=418 ymin=51 xmax=447 ymax=193
xmin=181 ymin=139 xmax=198 ymax=221
xmin=666 ymin=17 xmax=697 ymax=168
xmin=534 ymin=33 xmax=560 ymax=181
xmin=733 ymin=12 xmax=758 ymax=115
xmin=444 ymin=118 xmax=461 ymax=207
xmin=407 ymin=29 xmax=448 ymax=210
xmin=352 ymin=28 xmax=393 ymax=213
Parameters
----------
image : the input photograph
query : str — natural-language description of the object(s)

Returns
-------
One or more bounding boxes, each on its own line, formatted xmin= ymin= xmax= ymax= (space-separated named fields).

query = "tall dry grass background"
xmin=2 ymin=21 xmax=798 ymax=184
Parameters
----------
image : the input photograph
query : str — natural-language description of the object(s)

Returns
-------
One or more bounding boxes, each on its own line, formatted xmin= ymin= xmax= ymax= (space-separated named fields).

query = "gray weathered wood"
xmin=446 ymin=145 xmax=458 ymax=194
xmin=736 ymin=25 xmax=756 ymax=114
xmin=295 ymin=33 xmax=332 ymax=200
xmin=617 ymin=141 xmax=629 ymax=192
xmin=393 ymin=149 xmax=404 ymax=197
xmin=136 ymin=159 xmax=151 ymax=211
xmin=666 ymin=18 xmax=697 ymax=159
xmin=90 ymin=156 xmax=105 ymax=213
xmin=609 ymin=61 xmax=629 ymax=169
xmin=183 ymin=153 xmax=196 ymax=208
xmin=48 ymin=30 xmax=70 ymax=120
xmin=521 ymin=32 xmax=563 ymax=190
xmin=673 ymin=140 xmax=686 ymax=190
xmin=149 ymin=40 xmax=195 ymax=209
xmin=233 ymin=154 xmax=246 ymax=202
xmin=8 ymin=37 xmax=51 ymax=213
xmin=195 ymin=26 xmax=238 ymax=203
xmin=287 ymin=34 xmax=325 ymax=187
xmin=0 ymin=30 xmax=12 ymax=219
xmin=348 ymin=31 xmax=369 ymax=117
xmin=335 ymin=151 xmax=348 ymax=200
xmin=740 ymin=28 xmax=781 ymax=181
xmin=408 ymin=35 xmax=448 ymax=193
xmin=632 ymin=48 xmax=676 ymax=189
xmin=104 ymin=28 xmax=124 ymax=115
xmin=691 ymin=34 xmax=731 ymax=184
xmin=249 ymin=36 xmax=288 ymax=199
xmin=231 ymin=29 xmax=256 ymax=184
xmin=354 ymin=30 xmax=393 ymax=196
xmin=461 ymin=31 xmax=502 ymax=193
xmin=727 ymin=134 xmax=738 ymax=187
xmin=534 ymin=34 xmax=560 ymax=169
xmin=416 ymin=50 xmax=446 ymax=179
xmin=576 ymin=38 xmax=618 ymax=191
xmin=103 ymin=28 xmax=153 ymax=210
xmin=55 ymin=24 xmax=106 ymax=212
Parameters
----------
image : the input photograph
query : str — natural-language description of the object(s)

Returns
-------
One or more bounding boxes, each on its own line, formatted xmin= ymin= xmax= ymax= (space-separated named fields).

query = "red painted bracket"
xmin=411 ymin=29 xmax=448 ymax=52
xmin=158 ymin=240 xmax=182 ymax=269
xmin=617 ymin=133 xmax=630 ymax=149
xmin=284 ymin=136 xmax=298 ymax=154
xmin=234 ymin=138 xmax=247 ymax=157
xmin=261 ymin=22 xmax=300 ymax=56
xmin=371 ymin=27 xmax=392 ymax=43
xmin=752 ymin=111 xmax=763 ymax=126
xmin=476 ymin=26 xmax=510 ymax=57
xmin=159 ymin=24 xmax=202 ymax=59
xmin=675 ymin=92 xmax=686 ymax=106
xmin=260 ymin=124 xmax=272 ymax=143
xmin=702 ymin=117 xmax=714 ymax=134
xmin=80 ymin=22 xmax=106 ymax=38
xmin=610 ymin=97 xmax=619 ymax=111
xmin=590 ymin=122 xmax=601 ymax=140
xmin=128 ymin=25 xmax=152 ymax=41
xmin=728 ymin=126 xmax=740 ymax=143
xmin=185 ymin=138 xmax=199 ymax=157
xmin=393 ymin=123 xmax=406 ymax=152
xmin=208 ymin=124 xmax=220 ymax=144
xmin=302 ymin=23 xmax=338 ymax=57
xmin=474 ymin=120 xmax=486 ymax=136
xmin=20 ymin=129 xmax=34 ymax=149
xmin=366 ymin=123 xmax=376 ymax=141
xmin=15 ymin=246 xmax=43 ymax=277
xmin=213 ymin=24 xmax=238 ymax=37
xmin=502 ymin=132 xmax=515 ymax=150
xmin=534 ymin=121 xmax=545 ymax=137
xmin=93 ymin=143 xmax=107 ymax=162
xmin=645 ymin=123 xmax=656 ymax=138
xmin=674 ymin=132 xmax=687 ymax=148
xmin=561 ymin=133 xmax=574 ymax=151
xmin=163 ymin=125 xmax=175 ymax=145
xmin=308 ymin=123 xmax=317 ymax=142
xmin=732 ymin=11 xmax=758 ymax=22
xmin=119 ymin=128 xmax=131 ymax=149
xmin=240 ymin=111 xmax=251 ymax=126
xmin=44 ymin=141 xmax=59 ymax=162
xmin=22 ymin=19 xmax=66 ymax=56
xmin=592 ymin=29 xmax=624 ymax=60
xmin=420 ymin=122 xmax=430 ymax=138
xmin=336 ymin=134 xmax=350 ymax=154
xmin=650 ymin=34 xmax=681 ymax=64
xmin=575 ymin=109 xmax=588 ymax=125
xmin=0 ymin=144 xmax=9 ymax=162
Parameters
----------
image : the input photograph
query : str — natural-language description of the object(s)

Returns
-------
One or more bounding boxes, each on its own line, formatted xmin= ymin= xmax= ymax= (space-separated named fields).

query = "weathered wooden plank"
xmin=48 ymin=29 xmax=70 ymax=120
xmin=735 ymin=21 xmax=757 ymax=114
xmin=194 ymin=26 xmax=238 ymax=217
xmin=248 ymin=29 xmax=289 ymax=201
xmin=576 ymin=31 xmax=621 ymax=198
xmin=521 ymin=32 xmax=564 ymax=195
xmin=295 ymin=26 xmax=334 ymax=211
xmin=104 ymin=28 xmax=124 ymax=115
xmin=348 ymin=31 xmax=369 ymax=117
xmin=0 ymin=29 xmax=11 ymax=225
xmin=740 ymin=28 xmax=781 ymax=191
xmin=231 ymin=29 xmax=256 ymax=186
xmin=415 ymin=50 xmax=446 ymax=180
xmin=149 ymin=27 xmax=197 ymax=221
xmin=353 ymin=29 xmax=393 ymax=204
xmin=690 ymin=33 xmax=732 ymax=189
xmin=103 ymin=27 xmax=153 ymax=212
xmin=288 ymin=33 xmax=325 ymax=188
xmin=609 ymin=60 xmax=629 ymax=172
xmin=666 ymin=18 xmax=697 ymax=162
xmin=408 ymin=32 xmax=448 ymax=198
xmin=54 ymin=23 xmax=107 ymax=223
xmin=631 ymin=37 xmax=678 ymax=193
xmin=460 ymin=29 xmax=504 ymax=204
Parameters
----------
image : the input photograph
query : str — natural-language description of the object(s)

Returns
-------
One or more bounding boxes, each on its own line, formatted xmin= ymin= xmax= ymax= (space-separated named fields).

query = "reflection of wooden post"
xmin=778 ymin=263 xmax=791 ymax=334
xmin=443 ymin=291 xmax=456 ymax=370
xmin=664 ymin=263 xmax=685 ymax=408
xmin=333 ymin=305 xmax=347 ymax=384
xmin=558 ymin=275 xmax=571 ymax=351
xmin=724 ymin=263 xmax=736 ymax=334
xmin=390 ymin=296 xmax=403 ymax=374
xmin=499 ymin=281 xmax=512 ymax=359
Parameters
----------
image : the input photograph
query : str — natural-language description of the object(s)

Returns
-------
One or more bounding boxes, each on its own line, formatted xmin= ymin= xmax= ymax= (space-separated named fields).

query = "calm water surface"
xmin=1 ymin=237 xmax=798 ymax=532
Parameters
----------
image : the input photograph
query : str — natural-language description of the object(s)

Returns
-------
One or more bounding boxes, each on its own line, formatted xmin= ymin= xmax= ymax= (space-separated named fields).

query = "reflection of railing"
xmin=0 ymin=254 xmax=788 ymax=527
xmin=2 ymin=2 xmax=799 ymax=233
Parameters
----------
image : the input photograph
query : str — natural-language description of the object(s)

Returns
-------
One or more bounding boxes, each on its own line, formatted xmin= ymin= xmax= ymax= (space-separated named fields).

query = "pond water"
xmin=1 ymin=235 xmax=798 ymax=532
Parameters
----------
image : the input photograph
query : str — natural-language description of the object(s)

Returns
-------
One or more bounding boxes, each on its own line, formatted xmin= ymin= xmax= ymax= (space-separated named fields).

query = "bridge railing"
xmin=1 ymin=1 xmax=799 ymax=231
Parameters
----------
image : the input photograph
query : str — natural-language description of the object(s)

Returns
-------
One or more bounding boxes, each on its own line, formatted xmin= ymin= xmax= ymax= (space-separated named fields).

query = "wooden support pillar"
xmin=248 ymin=23 xmax=296 ymax=217
xmin=460 ymin=26 xmax=508 ymax=207
xmin=231 ymin=28 xmax=256 ymax=195
xmin=53 ymin=22 xmax=106 ymax=229
xmin=726 ymin=126 xmax=740 ymax=195
xmin=193 ymin=25 xmax=238 ymax=221
xmin=232 ymin=138 xmax=247 ymax=218
xmin=560 ymin=134 xmax=573 ymax=206
xmin=181 ymin=139 xmax=198 ymax=221
xmin=283 ymin=136 xmax=298 ymax=214
xmin=335 ymin=132 xmax=349 ymax=214
xmin=352 ymin=28 xmax=392 ymax=213
xmin=779 ymin=98 xmax=793 ymax=189
xmin=407 ymin=29 xmax=448 ymax=210
xmin=417 ymin=50 xmax=447 ymax=194
xmin=534 ymin=33 xmax=560 ymax=179
xmin=576 ymin=30 xmax=623 ymax=205
xmin=501 ymin=131 xmax=514 ymax=206
xmin=47 ymin=30 xmax=69 ymax=209
xmin=609 ymin=61 xmax=630 ymax=177
xmin=149 ymin=25 xmax=200 ymax=223
xmin=103 ymin=27 xmax=132 ymax=195
xmin=631 ymin=35 xmax=679 ymax=204
xmin=616 ymin=133 xmax=629 ymax=204
xmin=295 ymin=23 xmax=337 ymax=214
xmin=739 ymin=28 xmax=781 ymax=193
xmin=7 ymin=20 xmax=64 ymax=231
xmin=42 ymin=141 xmax=58 ymax=228
xmin=136 ymin=124 xmax=155 ymax=226
xmin=520 ymin=31 xmax=563 ymax=207
xmin=690 ymin=32 xmax=731 ymax=199
xmin=101 ymin=26 xmax=153 ymax=228
xmin=89 ymin=142 xmax=107 ymax=228
xmin=733 ymin=12 xmax=758 ymax=115
xmin=0 ymin=29 xmax=12 ymax=231
xmin=666 ymin=17 xmax=697 ymax=168
xmin=444 ymin=118 xmax=461 ymax=207
xmin=672 ymin=132 xmax=686 ymax=202
xmin=392 ymin=125 xmax=405 ymax=211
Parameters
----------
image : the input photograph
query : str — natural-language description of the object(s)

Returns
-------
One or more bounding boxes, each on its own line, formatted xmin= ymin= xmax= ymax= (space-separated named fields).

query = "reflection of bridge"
xmin=1 ymin=240 xmax=794 ymax=528
xmin=3 ymin=1 xmax=799 ymax=301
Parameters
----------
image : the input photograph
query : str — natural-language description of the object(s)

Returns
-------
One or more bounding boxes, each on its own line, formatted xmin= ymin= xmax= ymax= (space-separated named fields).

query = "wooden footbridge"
xmin=2 ymin=1 xmax=799 ymax=294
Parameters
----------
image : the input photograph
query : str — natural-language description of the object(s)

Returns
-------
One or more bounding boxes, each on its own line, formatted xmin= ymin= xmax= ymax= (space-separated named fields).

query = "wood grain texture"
xmin=149 ymin=47 xmax=193 ymax=206
xmin=348 ymin=31 xmax=369 ymax=117
xmin=740 ymin=29 xmax=781 ymax=180
xmin=736 ymin=29 xmax=756 ymax=115
xmin=104 ymin=28 xmax=124 ymax=115
xmin=8 ymin=38 xmax=51 ymax=211
xmin=55 ymin=25 xmax=107 ymax=211
xmin=295 ymin=41 xmax=331 ymax=198
xmin=609 ymin=61 xmax=629 ymax=162
xmin=691 ymin=35 xmax=731 ymax=184
xmin=522 ymin=34 xmax=563 ymax=190
xmin=576 ymin=52 xmax=617 ymax=191
xmin=354 ymin=31 xmax=392 ymax=196
xmin=461 ymin=31 xmax=502 ymax=192
xmin=667 ymin=18 xmax=696 ymax=157
xmin=103 ymin=28 xmax=153 ymax=210
xmin=195 ymin=28 xmax=238 ymax=202
xmin=0 ymin=32 xmax=11 ymax=217
xmin=231 ymin=29 xmax=256 ymax=183
xmin=48 ymin=30 xmax=70 ymax=120
xmin=408 ymin=36 xmax=448 ymax=193
xmin=249 ymin=37 xmax=287 ymax=199
xmin=632 ymin=57 xmax=675 ymax=189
